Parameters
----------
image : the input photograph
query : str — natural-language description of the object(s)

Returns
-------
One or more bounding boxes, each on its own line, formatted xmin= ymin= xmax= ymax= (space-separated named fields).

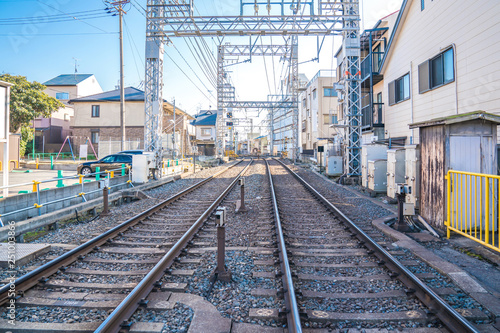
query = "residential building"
xmin=299 ymin=70 xmax=339 ymax=159
xmin=380 ymin=0 xmax=500 ymax=144
xmin=35 ymin=74 xmax=102 ymax=153
xmin=70 ymin=87 xmax=191 ymax=157
xmin=335 ymin=0 xmax=500 ymax=230
xmin=163 ymin=103 xmax=195 ymax=158
xmin=191 ymin=110 xmax=216 ymax=156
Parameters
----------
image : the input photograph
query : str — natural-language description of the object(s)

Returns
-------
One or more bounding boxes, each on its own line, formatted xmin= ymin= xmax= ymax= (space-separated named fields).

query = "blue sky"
xmin=0 ymin=0 xmax=402 ymax=117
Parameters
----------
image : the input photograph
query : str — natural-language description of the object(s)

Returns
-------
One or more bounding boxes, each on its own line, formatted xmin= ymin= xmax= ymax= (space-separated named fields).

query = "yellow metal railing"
xmin=445 ymin=170 xmax=500 ymax=253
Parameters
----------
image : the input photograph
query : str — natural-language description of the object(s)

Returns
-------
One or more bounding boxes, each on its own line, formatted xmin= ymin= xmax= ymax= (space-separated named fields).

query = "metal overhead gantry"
xmin=145 ymin=0 xmax=361 ymax=175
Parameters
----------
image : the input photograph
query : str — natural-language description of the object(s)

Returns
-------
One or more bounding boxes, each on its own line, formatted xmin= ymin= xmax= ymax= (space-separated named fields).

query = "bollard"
xmin=121 ymin=164 xmax=126 ymax=176
xmin=238 ymin=177 xmax=246 ymax=212
xmin=56 ymin=170 xmax=64 ymax=188
xmin=395 ymin=184 xmax=411 ymax=232
xmin=96 ymin=167 xmax=101 ymax=181
xmin=35 ymin=158 xmax=39 ymax=169
xmin=101 ymin=186 xmax=110 ymax=216
xmin=50 ymin=156 xmax=54 ymax=170
xmin=212 ymin=207 xmax=231 ymax=282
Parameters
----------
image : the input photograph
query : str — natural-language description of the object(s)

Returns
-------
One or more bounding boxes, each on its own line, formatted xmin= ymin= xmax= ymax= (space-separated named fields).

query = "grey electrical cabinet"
xmin=361 ymin=144 xmax=387 ymax=188
xmin=405 ymin=145 xmax=420 ymax=208
xmin=368 ymin=159 xmax=387 ymax=193
xmin=387 ymin=149 xmax=406 ymax=198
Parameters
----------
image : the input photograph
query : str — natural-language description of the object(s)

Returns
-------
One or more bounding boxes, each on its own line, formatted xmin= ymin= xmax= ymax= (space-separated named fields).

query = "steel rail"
xmin=0 ymin=160 xmax=243 ymax=306
xmin=95 ymin=159 xmax=254 ymax=333
xmin=265 ymin=159 xmax=302 ymax=333
xmin=275 ymin=159 xmax=479 ymax=333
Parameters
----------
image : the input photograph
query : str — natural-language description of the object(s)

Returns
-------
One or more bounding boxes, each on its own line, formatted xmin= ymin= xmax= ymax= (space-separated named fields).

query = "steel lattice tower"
xmin=145 ymin=0 xmax=360 ymax=174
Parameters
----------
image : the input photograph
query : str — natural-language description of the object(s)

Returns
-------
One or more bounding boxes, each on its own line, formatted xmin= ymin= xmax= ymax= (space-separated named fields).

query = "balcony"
xmin=361 ymin=102 xmax=384 ymax=130
xmin=360 ymin=52 xmax=384 ymax=87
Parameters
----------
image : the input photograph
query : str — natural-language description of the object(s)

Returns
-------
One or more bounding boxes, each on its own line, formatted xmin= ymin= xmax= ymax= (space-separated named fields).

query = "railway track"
xmin=0 ymin=159 xmax=252 ymax=332
xmin=266 ymin=158 xmax=480 ymax=332
xmin=0 ymin=158 xmax=490 ymax=332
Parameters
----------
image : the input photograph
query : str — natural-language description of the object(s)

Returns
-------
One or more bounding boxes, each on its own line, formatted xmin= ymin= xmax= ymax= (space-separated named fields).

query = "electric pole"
xmin=172 ymin=99 xmax=176 ymax=159
xmin=106 ymin=1 xmax=128 ymax=151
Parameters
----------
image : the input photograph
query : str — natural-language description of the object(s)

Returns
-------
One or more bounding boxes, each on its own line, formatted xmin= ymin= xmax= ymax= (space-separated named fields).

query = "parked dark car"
xmin=117 ymin=149 xmax=144 ymax=155
xmin=77 ymin=154 xmax=132 ymax=176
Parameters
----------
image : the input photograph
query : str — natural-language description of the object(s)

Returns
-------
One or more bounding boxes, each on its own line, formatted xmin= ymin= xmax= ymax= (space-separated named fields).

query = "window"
xmin=323 ymin=115 xmax=338 ymax=124
xmin=116 ymin=155 xmax=132 ymax=163
xmin=313 ymin=89 xmax=317 ymax=99
xmin=56 ymin=92 xmax=69 ymax=100
xmin=421 ymin=0 xmax=424 ymax=10
xmin=91 ymin=130 xmax=99 ymax=144
xmin=323 ymin=88 xmax=338 ymax=97
xmin=418 ymin=48 xmax=454 ymax=93
xmin=91 ymin=105 xmax=100 ymax=117
xmin=302 ymin=99 xmax=306 ymax=107
xmin=388 ymin=73 xmax=410 ymax=105
xmin=201 ymin=128 xmax=211 ymax=136
xmin=101 ymin=155 xmax=115 ymax=163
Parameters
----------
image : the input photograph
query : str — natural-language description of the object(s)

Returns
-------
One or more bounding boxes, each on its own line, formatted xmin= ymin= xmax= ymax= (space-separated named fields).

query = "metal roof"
xmin=191 ymin=111 xmax=216 ymax=126
xmin=43 ymin=74 xmax=93 ymax=86
xmin=69 ymin=87 xmax=145 ymax=103
xmin=409 ymin=111 xmax=500 ymax=128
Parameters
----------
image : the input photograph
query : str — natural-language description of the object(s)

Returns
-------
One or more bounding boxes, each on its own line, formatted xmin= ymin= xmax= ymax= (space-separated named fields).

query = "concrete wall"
xmin=0 ymin=175 xmax=130 ymax=223
xmin=382 ymin=0 xmax=500 ymax=144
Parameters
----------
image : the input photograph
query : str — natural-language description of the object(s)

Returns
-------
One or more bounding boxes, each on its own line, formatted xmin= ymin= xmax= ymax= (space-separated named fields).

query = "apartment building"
xmin=380 ymin=0 xmax=500 ymax=145
xmin=300 ymin=70 xmax=339 ymax=160
xmin=335 ymin=0 xmax=500 ymax=229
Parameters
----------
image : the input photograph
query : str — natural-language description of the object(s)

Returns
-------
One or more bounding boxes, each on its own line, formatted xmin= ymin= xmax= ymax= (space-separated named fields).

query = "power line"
xmin=35 ymin=0 xmax=110 ymax=33
xmin=0 ymin=32 xmax=117 ymax=36
xmin=164 ymin=51 xmax=215 ymax=104
xmin=123 ymin=18 xmax=143 ymax=83
xmin=0 ymin=14 xmax=111 ymax=25
xmin=171 ymin=42 xmax=215 ymax=92
xmin=0 ymin=9 xmax=105 ymax=22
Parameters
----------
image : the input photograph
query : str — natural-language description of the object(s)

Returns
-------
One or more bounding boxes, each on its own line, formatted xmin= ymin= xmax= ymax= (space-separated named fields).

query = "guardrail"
xmin=0 ymin=165 xmax=133 ymax=227
xmin=445 ymin=170 xmax=499 ymax=253
xmin=27 ymin=152 xmax=98 ymax=161
xmin=161 ymin=158 xmax=194 ymax=176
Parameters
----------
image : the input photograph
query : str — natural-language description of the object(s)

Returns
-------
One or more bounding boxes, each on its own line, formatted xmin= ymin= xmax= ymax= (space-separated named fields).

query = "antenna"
xmin=72 ymin=57 xmax=80 ymax=74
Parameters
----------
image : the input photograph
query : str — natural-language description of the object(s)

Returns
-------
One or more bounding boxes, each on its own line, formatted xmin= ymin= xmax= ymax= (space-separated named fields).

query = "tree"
xmin=0 ymin=74 xmax=64 ymax=133
xmin=0 ymin=74 xmax=63 ymax=156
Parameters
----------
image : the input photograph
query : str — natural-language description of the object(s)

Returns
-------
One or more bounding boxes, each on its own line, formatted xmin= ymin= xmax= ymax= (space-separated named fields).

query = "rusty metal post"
xmin=395 ymin=185 xmax=410 ymax=232
xmin=239 ymin=177 xmax=246 ymax=211
xmin=213 ymin=207 xmax=231 ymax=282
xmin=102 ymin=186 xmax=110 ymax=216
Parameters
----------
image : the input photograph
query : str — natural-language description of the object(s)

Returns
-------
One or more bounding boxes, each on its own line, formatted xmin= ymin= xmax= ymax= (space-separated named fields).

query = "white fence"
xmin=98 ymin=138 xmax=143 ymax=157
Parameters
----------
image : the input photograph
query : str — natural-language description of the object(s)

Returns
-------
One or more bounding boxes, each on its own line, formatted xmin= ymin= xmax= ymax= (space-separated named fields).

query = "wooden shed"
xmin=409 ymin=111 xmax=500 ymax=229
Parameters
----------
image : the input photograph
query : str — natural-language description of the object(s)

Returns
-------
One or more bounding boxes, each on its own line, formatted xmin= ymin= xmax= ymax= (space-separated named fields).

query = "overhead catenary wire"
xmin=164 ymin=51 xmax=215 ymax=104
xmin=123 ymin=18 xmax=144 ymax=85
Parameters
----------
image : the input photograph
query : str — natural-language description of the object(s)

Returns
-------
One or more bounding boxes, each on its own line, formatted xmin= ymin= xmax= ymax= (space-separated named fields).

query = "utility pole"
xmin=106 ymin=1 xmax=128 ymax=151
xmin=172 ymin=99 xmax=176 ymax=159
xmin=119 ymin=2 xmax=126 ymax=151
